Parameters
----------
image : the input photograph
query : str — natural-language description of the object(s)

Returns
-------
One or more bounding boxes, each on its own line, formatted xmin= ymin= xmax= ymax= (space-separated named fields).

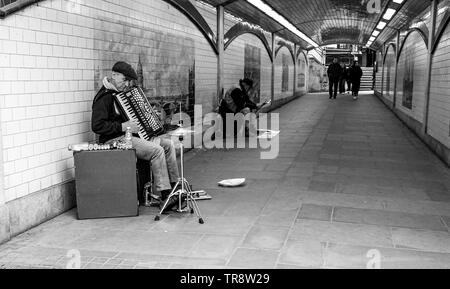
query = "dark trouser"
xmin=346 ymin=80 xmax=352 ymax=91
xmin=329 ymin=79 xmax=339 ymax=98
xmin=339 ymin=78 xmax=346 ymax=93
xmin=352 ymin=80 xmax=361 ymax=96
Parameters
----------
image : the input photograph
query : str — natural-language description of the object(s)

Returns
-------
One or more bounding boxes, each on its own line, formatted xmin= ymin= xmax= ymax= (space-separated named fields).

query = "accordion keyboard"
xmin=114 ymin=87 xmax=165 ymax=141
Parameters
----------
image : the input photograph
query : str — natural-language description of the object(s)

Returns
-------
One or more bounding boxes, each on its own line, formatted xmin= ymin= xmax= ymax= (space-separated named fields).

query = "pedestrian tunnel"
xmin=0 ymin=0 xmax=449 ymax=251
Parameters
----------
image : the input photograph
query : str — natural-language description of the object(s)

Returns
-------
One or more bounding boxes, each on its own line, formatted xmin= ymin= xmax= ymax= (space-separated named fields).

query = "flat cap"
xmin=112 ymin=61 xmax=138 ymax=80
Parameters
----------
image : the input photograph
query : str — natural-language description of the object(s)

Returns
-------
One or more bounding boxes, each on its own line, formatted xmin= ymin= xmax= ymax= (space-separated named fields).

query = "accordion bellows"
xmin=114 ymin=86 xmax=165 ymax=141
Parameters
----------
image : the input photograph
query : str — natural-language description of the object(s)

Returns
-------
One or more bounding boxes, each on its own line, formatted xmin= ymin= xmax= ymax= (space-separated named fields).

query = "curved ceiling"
xmin=201 ymin=0 xmax=433 ymax=50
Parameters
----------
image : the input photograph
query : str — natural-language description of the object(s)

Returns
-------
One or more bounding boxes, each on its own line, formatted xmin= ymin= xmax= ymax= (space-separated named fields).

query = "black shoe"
xmin=173 ymin=195 xmax=187 ymax=211
xmin=159 ymin=189 xmax=178 ymax=213
xmin=160 ymin=196 xmax=179 ymax=213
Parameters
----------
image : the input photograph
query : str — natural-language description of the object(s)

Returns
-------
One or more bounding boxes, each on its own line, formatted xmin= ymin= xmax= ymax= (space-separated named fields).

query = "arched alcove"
xmin=296 ymin=51 xmax=308 ymax=93
xmin=274 ymin=46 xmax=295 ymax=101
xmin=396 ymin=30 xmax=428 ymax=122
xmin=382 ymin=44 xmax=396 ymax=102
xmin=374 ymin=50 xmax=384 ymax=93
xmin=223 ymin=33 xmax=272 ymax=104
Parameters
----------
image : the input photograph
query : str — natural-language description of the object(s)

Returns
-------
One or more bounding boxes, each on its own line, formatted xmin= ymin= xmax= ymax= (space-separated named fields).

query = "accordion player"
xmin=113 ymin=86 xmax=166 ymax=141
xmin=91 ymin=61 xmax=180 ymax=213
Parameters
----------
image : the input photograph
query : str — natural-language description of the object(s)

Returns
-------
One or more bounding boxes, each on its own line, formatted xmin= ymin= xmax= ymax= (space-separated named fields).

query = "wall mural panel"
xmin=401 ymin=42 xmax=415 ymax=109
xmin=375 ymin=51 xmax=383 ymax=92
xmin=244 ymin=44 xmax=261 ymax=104
xmin=396 ymin=31 xmax=427 ymax=122
xmin=94 ymin=20 xmax=195 ymax=127
xmin=282 ymin=54 xmax=290 ymax=92
xmin=383 ymin=45 xmax=396 ymax=102
xmin=309 ymin=60 xmax=326 ymax=93
xmin=297 ymin=53 xmax=307 ymax=89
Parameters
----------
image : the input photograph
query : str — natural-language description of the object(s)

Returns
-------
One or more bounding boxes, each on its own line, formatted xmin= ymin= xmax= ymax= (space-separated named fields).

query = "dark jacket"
xmin=327 ymin=63 xmax=343 ymax=80
xmin=349 ymin=66 xmax=363 ymax=83
xmin=220 ymin=87 xmax=258 ymax=114
xmin=343 ymin=67 xmax=351 ymax=80
xmin=91 ymin=86 xmax=126 ymax=143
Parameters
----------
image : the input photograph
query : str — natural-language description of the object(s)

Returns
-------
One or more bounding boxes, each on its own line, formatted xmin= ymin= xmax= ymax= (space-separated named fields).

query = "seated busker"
xmin=219 ymin=78 xmax=268 ymax=137
xmin=91 ymin=61 xmax=182 ymax=213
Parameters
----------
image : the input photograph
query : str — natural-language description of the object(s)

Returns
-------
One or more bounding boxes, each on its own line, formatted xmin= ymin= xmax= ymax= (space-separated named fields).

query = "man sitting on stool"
xmin=219 ymin=78 xmax=259 ymax=137
xmin=91 ymin=61 xmax=180 ymax=213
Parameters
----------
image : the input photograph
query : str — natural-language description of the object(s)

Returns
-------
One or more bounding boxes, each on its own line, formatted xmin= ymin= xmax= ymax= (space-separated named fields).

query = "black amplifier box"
xmin=74 ymin=149 xmax=139 ymax=219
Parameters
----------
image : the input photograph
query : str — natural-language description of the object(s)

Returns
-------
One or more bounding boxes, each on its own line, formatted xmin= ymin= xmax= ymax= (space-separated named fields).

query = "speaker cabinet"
xmin=74 ymin=149 xmax=139 ymax=219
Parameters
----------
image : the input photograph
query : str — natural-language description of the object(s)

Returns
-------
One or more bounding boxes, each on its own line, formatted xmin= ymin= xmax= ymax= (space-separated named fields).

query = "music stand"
xmin=154 ymin=127 xmax=205 ymax=224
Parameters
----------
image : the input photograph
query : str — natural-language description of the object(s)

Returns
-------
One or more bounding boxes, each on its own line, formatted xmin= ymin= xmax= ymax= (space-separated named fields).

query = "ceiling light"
xmin=246 ymin=0 xmax=319 ymax=48
xmin=377 ymin=21 xmax=387 ymax=29
xmin=393 ymin=0 xmax=405 ymax=4
xmin=383 ymin=8 xmax=397 ymax=20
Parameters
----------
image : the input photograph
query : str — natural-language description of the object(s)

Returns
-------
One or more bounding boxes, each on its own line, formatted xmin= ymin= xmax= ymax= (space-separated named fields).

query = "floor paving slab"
xmin=391 ymin=228 xmax=450 ymax=253
xmin=227 ymin=248 xmax=279 ymax=269
xmin=333 ymin=207 xmax=447 ymax=231
xmin=290 ymin=219 xmax=393 ymax=248
xmin=278 ymin=239 xmax=325 ymax=268
xmin=297 ymin=204 xmax=333 ymax=221
xmin=241 ymin=224 xmax=290 ymax=250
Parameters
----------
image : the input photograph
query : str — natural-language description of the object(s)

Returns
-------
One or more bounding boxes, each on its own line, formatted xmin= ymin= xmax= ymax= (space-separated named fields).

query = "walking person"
xmin=327 ymin=58 xmax=342 ymax=99
xmin=344 ymin=65 xmax=352 ymax=94
xmin=350 ymin=61 xmax=363 ymax=100
xmin=339 ymin=62 xmax=346 ymax=94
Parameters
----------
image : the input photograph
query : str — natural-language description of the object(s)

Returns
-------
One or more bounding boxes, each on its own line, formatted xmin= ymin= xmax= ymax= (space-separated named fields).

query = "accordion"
xmin=114 ymin=86 xmax=165 ymax=141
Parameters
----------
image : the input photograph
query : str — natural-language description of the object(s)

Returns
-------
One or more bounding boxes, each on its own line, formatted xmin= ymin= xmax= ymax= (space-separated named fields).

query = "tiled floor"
xmin=1 ymin=92 xmax=450 ymax=269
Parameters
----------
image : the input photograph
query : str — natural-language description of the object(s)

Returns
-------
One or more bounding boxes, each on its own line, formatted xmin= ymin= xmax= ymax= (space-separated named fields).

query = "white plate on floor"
xmin=218 ymin=178 xmax=246 ymax=187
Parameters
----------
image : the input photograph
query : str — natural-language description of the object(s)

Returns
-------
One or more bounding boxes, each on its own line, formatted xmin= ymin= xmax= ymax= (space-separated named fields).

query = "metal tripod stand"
xmin=154 ymin=130 xmax=205 ymax=224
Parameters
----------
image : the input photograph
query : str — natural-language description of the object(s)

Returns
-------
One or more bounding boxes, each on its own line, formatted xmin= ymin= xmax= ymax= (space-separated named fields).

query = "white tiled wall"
xmin=395 ymin=31 xmax=428 ymax=123
xmin=429 ymin=21 xmax=450 ymax=148
xmin=0 ymin=0 xmax=217 ymax=203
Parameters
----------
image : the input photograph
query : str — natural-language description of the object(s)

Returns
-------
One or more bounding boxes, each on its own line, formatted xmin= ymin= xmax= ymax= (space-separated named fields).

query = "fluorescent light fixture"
xmin=377 ymin=21 xmax=387 ymax=29
xmin=367 ymin=0 xmax=404 ymax=47
xmin=246 ymin=0 xmax=319 ymax=48
xmin=383 ymin=8 xmax=397 ymax=20
xmin=308 ymin=49 xmax=323 ymax=63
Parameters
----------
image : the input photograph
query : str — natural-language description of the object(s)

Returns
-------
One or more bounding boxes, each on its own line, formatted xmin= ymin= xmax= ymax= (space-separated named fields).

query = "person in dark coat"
xmin=219 ymin=78 xmax=259 ymax=137
xmin=339 ymin=63 xmax=346 ymax=94
xmin=327 ymin=58 xmax=343 ymax=99
xmin=349 ymin=61 xmax=363 ymax=100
